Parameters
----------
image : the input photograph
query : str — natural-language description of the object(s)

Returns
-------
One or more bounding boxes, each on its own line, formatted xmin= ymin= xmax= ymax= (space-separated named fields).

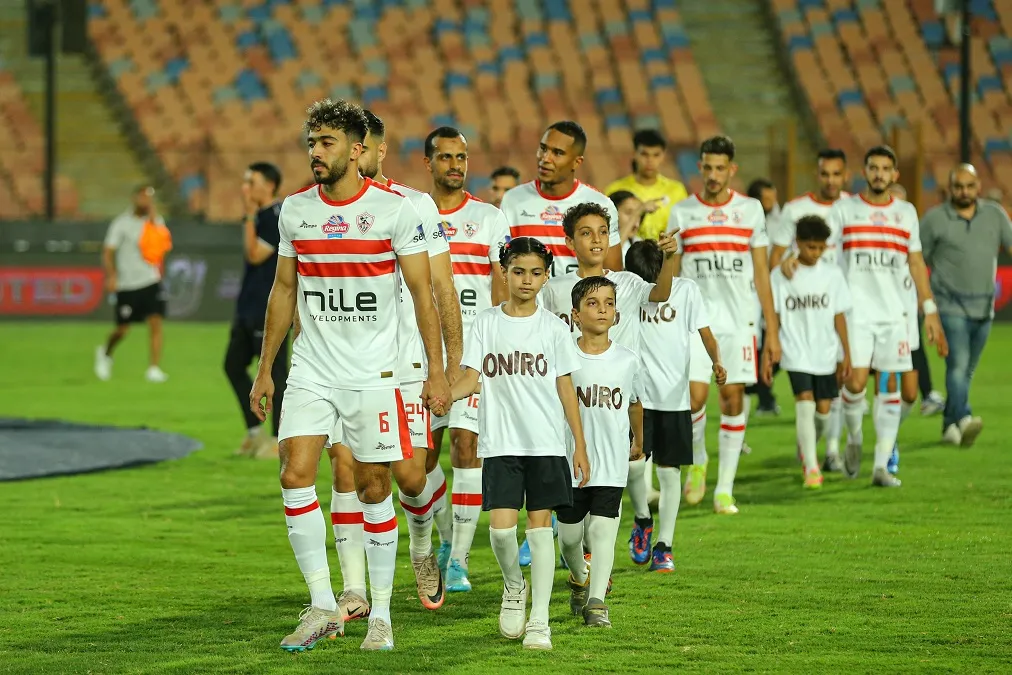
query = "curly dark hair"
xmin=562 ymin=201 xmax=611 ymax=239
xmin=498 ymin=237 xmax=554 ymax=272
xmin=303 ymin=98 xmax=368 ymax=143
xmin=795 ymin=215 xmax=832 ymax=242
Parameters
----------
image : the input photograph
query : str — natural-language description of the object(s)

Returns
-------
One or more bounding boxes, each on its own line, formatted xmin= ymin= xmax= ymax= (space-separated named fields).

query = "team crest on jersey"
xmin=870 ymin=211 xmax=888 ymax=225
xmin=463 ymin=221 xmax=479 ymax=238
xmin=707 ymin=209 xmax=728 ymax=225
xmin=541 ymin=205 xmax=564 ymax=223
xmin=322 ymin=214 xmax=349 ymax=238
xmin=356 ymin=212 xmax=375 ymax=234
xmin=441 ymin=221 xmax=457 ymax=239
xmin=731 ymin=211 xmax=742 ymax=224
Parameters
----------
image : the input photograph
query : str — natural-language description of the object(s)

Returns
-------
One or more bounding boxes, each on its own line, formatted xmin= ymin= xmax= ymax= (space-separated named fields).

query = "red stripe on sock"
xmin=452 ymin=492 xmax=483 ymax=506
xmin=720 ymin=423 xmax=745 ymax=432
xmin=363 ymin=515 xmax=398 ymax=533
xmin=692 ymin=412 xmax=706 ymax=424
xmin=330 ymin=511 xmax=364 ymax=525
xmin=432 ymin=479 xmax=447 ymax=502
xmin=284 ymin=500 xmax=320 ymax=517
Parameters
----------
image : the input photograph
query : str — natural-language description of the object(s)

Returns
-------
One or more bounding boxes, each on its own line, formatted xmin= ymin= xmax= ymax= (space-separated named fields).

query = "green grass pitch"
xmin=0 ymin=322 xmax=1009 ymax=674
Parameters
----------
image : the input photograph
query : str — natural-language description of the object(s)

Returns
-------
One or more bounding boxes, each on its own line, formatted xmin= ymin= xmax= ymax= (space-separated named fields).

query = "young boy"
xmin=626 ymin=240 xmax=725 ymax=571
xmin=557 ymin=275 xmax=642 ymax=627
xmin=446 ymin=236 xmax=589 ymax=650
xmin=767 ymin=215 xmax=852 ymax=488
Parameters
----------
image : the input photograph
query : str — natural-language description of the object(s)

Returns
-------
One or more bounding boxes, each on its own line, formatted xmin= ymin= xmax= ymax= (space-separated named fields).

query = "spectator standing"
xmin=604 ymin=130 xmax=688 ymax=241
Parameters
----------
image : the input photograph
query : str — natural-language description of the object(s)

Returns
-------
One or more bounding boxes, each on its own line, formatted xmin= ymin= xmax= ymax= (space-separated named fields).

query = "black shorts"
xmin=555 ymin=485 xmax=623 ymax=523
xmin=787 ymin=371 xmax=839 ymax=400
xmin=482 ymin=455 xmax=573 ymax=513
xmin=643 ymin=409 xmax=693 ymax=467
xmin=115 ymin=282 xmax=166 ymax=325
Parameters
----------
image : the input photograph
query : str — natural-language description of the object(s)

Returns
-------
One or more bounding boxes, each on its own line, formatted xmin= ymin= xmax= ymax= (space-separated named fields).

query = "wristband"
xmin=923 ymin=299 xmax=938 ymax=315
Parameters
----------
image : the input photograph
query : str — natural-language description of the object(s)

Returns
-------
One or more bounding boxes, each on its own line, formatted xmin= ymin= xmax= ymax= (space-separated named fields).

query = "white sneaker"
xmin=522 ymin=619 xmax=552 ymax=650
xmin=145 ymin=366 xmax=168 ymax=383
xmin=94 ymin=346 xmax=112 ymax=381
xmin=920 ymin=391 xmax=945 ymax=416
xmin=957 ymin=416 xmax=983 ymax=448
xmin=499 ymin=582 xmax=527 ymax=639
xmin=872 ymin=467 xmax=901 ymax=487
xmin=844 ymin=440 xmax=862 ymax=479
xmin=942 ymin=424 xmax=962 ymax=445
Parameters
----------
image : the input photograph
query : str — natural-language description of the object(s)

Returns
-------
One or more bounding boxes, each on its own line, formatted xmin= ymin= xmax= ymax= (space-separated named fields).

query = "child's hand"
xmin=629 ymin=442 xmax=644 ymax=462
xmin=658 ymin=230 xmax=680 ymax=257
xmin=712 ymin=362 xmax=727 ymax=386
xmin=837 ymin=357 xmax=852 ymax=386
xmin=761 ymin=355 xmax=774 ymax=387
xmin=573 ymin=446 xmax=591 ymax=488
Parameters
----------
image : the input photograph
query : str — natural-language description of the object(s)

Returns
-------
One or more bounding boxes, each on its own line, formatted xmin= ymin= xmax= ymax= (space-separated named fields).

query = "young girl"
xmin=445 ymin=236 xmax=589 ymax=651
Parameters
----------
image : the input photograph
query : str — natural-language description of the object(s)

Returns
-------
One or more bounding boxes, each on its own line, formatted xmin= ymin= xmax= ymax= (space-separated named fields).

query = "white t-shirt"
xmin=667 ymin=191 xmax=768 ymax=334
xmin=771 ymin=260 xmax=852 ymax=375
xmin=638 ymin=277 xmax=709 ymax=411
xmin=771 ymin=192 xmax=849 ymax=266
xmin=278 ymin=179 xmax=426 ymax=389
xmin=462 ymin=304 xmax=582 ymax=458
xmin=567 ymin=342 xmax=641 ymax=488
xmin=104 ymin=210 xmax=166 ymax=290
xmin=828 ymin=194 xmax=921 ymax=326
xmin=386 ymin=179 xmax=451 ymax=383
xmin=539 ymin=269 xmax=654 ymax=353
xmin=499 ymin=180 xmax=620 ymax=278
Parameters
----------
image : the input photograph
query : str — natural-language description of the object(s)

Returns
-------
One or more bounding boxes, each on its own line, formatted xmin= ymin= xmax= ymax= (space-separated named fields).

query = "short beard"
xmin=953 ymin=196 xmax=975 ymax=208
xmin=438 ymin=175 xmax=464 ymax=191
xmin=314 ymin=159 xmax=348 ymax=186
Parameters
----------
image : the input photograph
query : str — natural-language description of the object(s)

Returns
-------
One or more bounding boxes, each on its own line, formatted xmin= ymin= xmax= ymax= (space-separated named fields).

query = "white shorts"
xmin=849 ymin=321 xmax=912 ymax=373
xmin=279 ymin=380 xmax=412 ymax=463
xmin=399 ymin=380 xmax=433 ymax=450
xmin=431 ymin=392 xmax=480 ymax=435
xmin=689 ymin=330 xmax=758 ymax=386
xmin=907 ymin=310 xmax=920 ymax=351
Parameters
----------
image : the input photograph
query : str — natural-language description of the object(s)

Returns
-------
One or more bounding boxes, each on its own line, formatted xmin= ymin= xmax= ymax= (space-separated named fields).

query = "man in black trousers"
xmin=225 ymin=162 xmax=288 ymax=458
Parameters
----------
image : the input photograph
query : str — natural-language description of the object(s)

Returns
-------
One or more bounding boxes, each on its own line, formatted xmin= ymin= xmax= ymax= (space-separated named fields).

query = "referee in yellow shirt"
xmin=604 ymin=130 xmax=689 ymax=240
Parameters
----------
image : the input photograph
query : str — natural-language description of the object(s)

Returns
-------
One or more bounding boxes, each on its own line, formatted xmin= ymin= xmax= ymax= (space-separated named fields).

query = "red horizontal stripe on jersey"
xmin=683 ymin=242 xmax=750 ymax=253
xmin=298 ymin=260 xmax=396 ymax=277
xmin=680 ymin=226 xmax=753 ymax=239
xmin=842 ymin=225 xmax=909 ymax=239
xmin=293 ymin=238 xmax=393 ymax=255
xmin=363 ymin=515 xmax=398 ymax=533
xmin=452 ymin=261 xmax=492 ymax=275
xmin=284 ymin=500 xmax=320 ymax=517
xmin=452 ymin=493 xmax=483 ymax=506
xmin=510 ymin=224 xmax=562 ymax=238
xmin=331 ymin=511 xmax=364 ymax=525
xmin=545 ymin=243 xmax=574 ymax=257
xmin=450 ymin=242 xmax=490 ymax=257
xmin=842 ymin=240 xmax=909 ymax=253
xmin=720 ymin=423 xmax=746 ymax=432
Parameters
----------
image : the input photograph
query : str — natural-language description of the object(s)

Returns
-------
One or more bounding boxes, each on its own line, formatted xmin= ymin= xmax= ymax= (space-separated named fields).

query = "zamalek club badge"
xmin=464 ymin=221 xmax=479 ymax=238
xmin=356 ymin=212 xmax=375 ymax=234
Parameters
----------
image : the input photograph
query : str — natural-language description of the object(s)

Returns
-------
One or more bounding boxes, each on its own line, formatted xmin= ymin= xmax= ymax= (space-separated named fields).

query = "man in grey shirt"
xmin=921 ymin=164 xmax=1012 ymax=446
xmin=94 ymin=185 xmax=171 ymax=383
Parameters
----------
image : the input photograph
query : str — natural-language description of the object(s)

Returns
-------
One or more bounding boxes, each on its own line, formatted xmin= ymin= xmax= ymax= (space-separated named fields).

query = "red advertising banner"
xmin=0 ymin=267 xmax=106 ymax=315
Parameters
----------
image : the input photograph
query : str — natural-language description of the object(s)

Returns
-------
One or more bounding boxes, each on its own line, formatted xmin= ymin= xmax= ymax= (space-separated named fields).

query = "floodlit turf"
xmin=1 ymin=322 xmax=1010 ymax=674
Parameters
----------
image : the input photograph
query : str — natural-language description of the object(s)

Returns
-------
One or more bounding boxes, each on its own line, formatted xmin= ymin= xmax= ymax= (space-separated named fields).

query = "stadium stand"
xmin=86 ymin=0 xmax=717 ymax=221
xmin=773 ymin=0 xmax=1012 ymax=203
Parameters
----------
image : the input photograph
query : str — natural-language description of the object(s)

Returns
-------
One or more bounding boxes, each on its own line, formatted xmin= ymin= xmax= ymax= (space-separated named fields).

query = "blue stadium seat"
xmin=649 ymin=74 xmax=676 ymax=89
xmin=525 ymin=32 xmax=550 ymax=49
xmin=445 ymin=72 xmax=471 ymax=91
xmin=595 ymin=87 xmax=623 ymax=106
xmin=978 ymin=74 xmax=1003 ymax=96
xmin=889 ymin=75 xmax=916 ymax=95
xmin=676 ymin=150 xmax=698 ymax=179
xmin=628 ymin=9 xmax=652 ymax=23
xmin=499 ymin=45 xmax=525 ymax=64
xmin=433 ymin=18 xmax=459 ymax=39
xmin=267 ymin=31 xmax=297 ymax=62
xmin=984 ymin=138 xmax=1012 ymax=161
xmin=248 ymin=4 xmax=272 ymax=23
xmin=235 ymin=69 xmax=268 ymax=102
xmin=788 ymin=35 xmax=814 ymax=52
xmin=362 ymin=84 xmax=387 ymax=106
xmin=544 ymin=0 xmax=572 ymax=21
xmin=837 ymin=89 xmax=864 ymax=108
xmin=89 ymin=3 xmax=107 ymax=19
xmin=236 ymin=31 xmax=260 ymax=50
xmin=832 ymin=9 xmax=859 ymax=24
xmin=108 ymin=57 xmax=135 ymax=80
xmin=642 ymin=48 xmax=667 ymax=64
xmin=633 ymin=114 xmax=662 ymax=131
xmin=533 ymin=73 xmax=560 ymax=90
xmin=604 ymin=113 xmax=630 ymax=129
xmin=475 ymin=61 xmax=499 ymax=75
xmin=430 ymin=114 xmax=455 ymax=128
xmin=777 ymin=9 xmax=802 ymax=26
xmin=145 ymin=70 xmax=171 ymax=93
xmin=922 ymin=173 xmax=937 ymax=193
xmin=218 ymin=4 xmax=243 ymax=25
xmin=921 ymin=22 xmax=945 ymax=50
xmin=179 ymin=174 xmax=205 ymax=199
xmin=164 ymin=57 xmax=188 ymax=84
xmin=796 ymin=0 xmax=823 ymax=9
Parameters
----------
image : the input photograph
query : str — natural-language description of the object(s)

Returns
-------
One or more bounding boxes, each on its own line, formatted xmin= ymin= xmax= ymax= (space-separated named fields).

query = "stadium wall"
xmin=3 ymin=221 xmax=1012 ymax=322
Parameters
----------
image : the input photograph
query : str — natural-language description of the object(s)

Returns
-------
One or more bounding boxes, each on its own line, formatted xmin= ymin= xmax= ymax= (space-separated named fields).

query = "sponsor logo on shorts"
xmin=375 ymin=442 xmax=395 ymax=451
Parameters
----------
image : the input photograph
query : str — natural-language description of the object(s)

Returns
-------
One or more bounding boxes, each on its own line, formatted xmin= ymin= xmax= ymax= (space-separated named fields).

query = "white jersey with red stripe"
xmin=827 ymin=194 xmax=920 ymax=326
xmin=666 ymin=191 xmax=768 ymax=334
xmin=438 ymin=192 xmax=511 ymax=331
xmin=771 ymin=192 xmax=850 ymax=265
xmin=386 ymin=179 xmax=451 ymax=384
xmin=499 ymin=179 xmax=620 ymax=278
xmin=278 ymin=180 xmax=426 ymax=389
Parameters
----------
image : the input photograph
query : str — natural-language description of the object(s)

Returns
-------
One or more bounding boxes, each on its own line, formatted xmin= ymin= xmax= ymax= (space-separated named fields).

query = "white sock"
xmin=283 ymin=487 xmax=336 ymax=611
xmin=330 ymin=489 xmax=366 ymax=597
xmin=626 ymin=457 xmax=651 ymax=519
xmin=582 ymin=516 xmax=592 ymax=553
xmin=742 ymin=394 xmax=752 ymax=426
xmin=526 ymin=527 xmax=555 ymax=624
xmin=842 ymin=387 xmax=866 ymax=445
xmin=796 ymin=400 xmax=818 ymax=472
xmin=643 ymin=455 xmax=656 ymax=494
xmin=655 ymin=465 xmax=681 ymax=547
xmin=874 ymin=393 xmax=902 ymax=471
xmin=362 ymin=496 xmax=398 ymax=624
xmin=825 ymin=396 xmax=842 ymax=455
xmin=814 ymin=411 xmax=830 ymax=440
xmin=450 ymin=467 xmax=482 ymax=567
xmin=873 ymin=391 xmax=881 ymax=419
xmin=398 ymin=477 xmax=436 ymax=561
xmin=691 ymin=409 xmax=708 ymax=465
xmin=427 ymin=466 xmax=452 ymax=544
xmin=557 ymin=521 xmax=588 ymax=584
xmin=586 ymin=516 xmax=619 ymax=601
xmin=900 ymin=399 xmax=914 ymax=425
xmin=715 ymin=413 xmax=745 ymax=497
xmin=489 ymin=525 xmax=524 ymax=593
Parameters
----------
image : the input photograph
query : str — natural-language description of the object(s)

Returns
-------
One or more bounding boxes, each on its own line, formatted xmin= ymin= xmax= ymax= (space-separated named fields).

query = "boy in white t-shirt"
xmin=556 ymin=275 xmax=643 ymax=628
xmin=446 ymin=236 xmax=589 ymax=651
xmin=768 ymin=215 xmax=852 ymax=488
xmin=626 ymin=240 xmax=725 ymax=571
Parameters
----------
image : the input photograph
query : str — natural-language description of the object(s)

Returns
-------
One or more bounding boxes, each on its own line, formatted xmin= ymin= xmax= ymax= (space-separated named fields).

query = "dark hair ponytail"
xmin=498 ymin=236 xmax=554 ymax=272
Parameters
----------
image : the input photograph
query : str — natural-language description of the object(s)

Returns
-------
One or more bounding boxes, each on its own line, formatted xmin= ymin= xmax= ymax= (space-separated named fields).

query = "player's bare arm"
xmin=250 ymin=255 xmax=297 ymax=421
xmin=649 ymin=229 xmax=680 ymax=302
xmin=557 ymin=374 xmax=590 ymax=487
xmin=399 ymin=250 xmax=452 ymax=414
xmin=834 ymin=312 xmax=852 ymax=384
xmin=628 ymin=400 xmax=644 ymax=461
xmin=429 ymin=250 xmax=464 ymax=380
xmin=242 ymin=216 xmax=275 ymax=265
xmin=699 ymin=326 xmax=727 ymax=385
xmin=769 ymin=244 xmax=789 ymax=270
xmin=491 ymin=262 xmax=508 ymax=305
xmin=102 ymin=245 xmax=117 ymax=292
xmin=604 ymin=243 xmax=623 ymax=272
xmin=292 ymin=307 xmax=301 ymax=340
xmin=752 ymin=246 xmax=781 ymax=364
xmin=908 ymin=251 xmax=948 ymax=357
xmin=447 ymin=366 xmax=480 ymax=403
